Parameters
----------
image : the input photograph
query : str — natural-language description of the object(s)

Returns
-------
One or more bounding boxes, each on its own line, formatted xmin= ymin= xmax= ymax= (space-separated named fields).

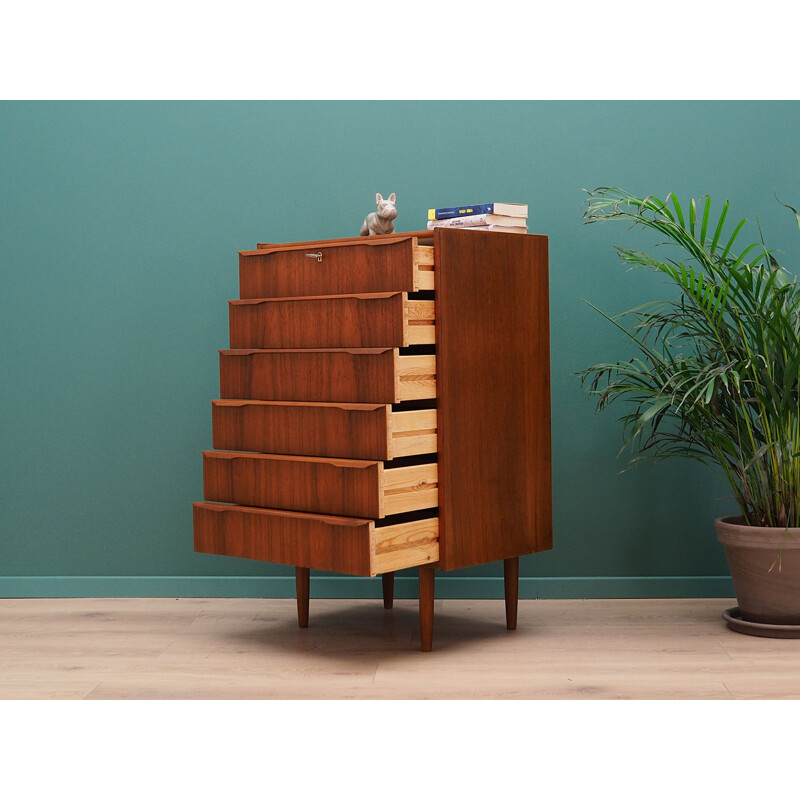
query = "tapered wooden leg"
xmin=295 ymin=566 xmax=310 ymax=628
xmin=382 ymin=572 xmax=394 ymax=610
xmin=504 ymin=557 xmax=519 ymax=631
xmin=418 ymin=565 xmax=435 ymax=652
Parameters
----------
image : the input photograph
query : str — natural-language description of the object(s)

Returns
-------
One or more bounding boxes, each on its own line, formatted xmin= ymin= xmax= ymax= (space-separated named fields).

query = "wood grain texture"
xmin=372 ymin=517 xmax=439 ymax=574
xmin=395 ymin=353 xmax=437 ymax=402
xmin=504 ymin=557 xmax=519 ymax=631
xmin=239 ymin=233 xmax=432 ymax=299
xmin=202 ymin=450 xmax=384 ymax=518
xmin=252 ymin=231 xmax=432 ymax=253
xmin=203 ymin=451 xmax=438 ymax=518
xmin=389 ymin=408 xmax=437 ymax=459
xmin=10 ymin=598 xmax=794 ymax=700
xmin=211 ymin=400 xmax=395 ymax=460
xmin=295 ymin=567 xmax=310 ymax=628
xmin=434 ymin=228 xmax=552 ymax=570
xmin=404 ymin=297 xmax=436 ymax=345
xmin=219 ymin=348 xmax=407 ymax=404
xmin=382 ymin=573 xmax=394 ymax=610
xmin=193 ymin=227 xmax=552 ymax=648
xmin=193 ymin=502 xmax=374 ymax=575
xmin=380 ymin=462 xmax=438 ymax=516
xmin=419 ymin=565 xmax=436 ymax=652
xmin=193 ymin=503 xmax=439 ymax=576
xmin=211 ymin=400 xmax=437 ymax=461
xmin=229 ymin=293 xmax=412 ymax=349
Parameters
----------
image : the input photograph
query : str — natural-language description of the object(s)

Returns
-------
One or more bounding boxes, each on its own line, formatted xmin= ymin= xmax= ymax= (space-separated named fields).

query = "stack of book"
xmin=426 ymin=202 xmax=528 ymax=234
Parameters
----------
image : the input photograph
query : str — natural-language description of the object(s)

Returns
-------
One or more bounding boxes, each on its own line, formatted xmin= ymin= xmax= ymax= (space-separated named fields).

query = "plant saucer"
xmin=723 ymin=607 xmax=800 ymax=639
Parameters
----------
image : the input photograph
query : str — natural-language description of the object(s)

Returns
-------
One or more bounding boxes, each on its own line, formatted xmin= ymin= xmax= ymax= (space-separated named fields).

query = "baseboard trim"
xmin=0 ymin=575 xmax=735 ymax=599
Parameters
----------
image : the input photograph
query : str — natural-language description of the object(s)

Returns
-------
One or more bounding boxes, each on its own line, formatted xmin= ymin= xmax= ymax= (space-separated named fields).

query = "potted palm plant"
xmin=579 ymin=187 xmax=800 ymax=637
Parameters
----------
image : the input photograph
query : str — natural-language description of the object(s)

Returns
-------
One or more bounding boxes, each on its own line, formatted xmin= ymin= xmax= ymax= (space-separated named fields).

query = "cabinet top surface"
xmin=240 ymin=228 xmax=547 ymax=256
xmin=240 ymin=231 xmax=432 ymax=256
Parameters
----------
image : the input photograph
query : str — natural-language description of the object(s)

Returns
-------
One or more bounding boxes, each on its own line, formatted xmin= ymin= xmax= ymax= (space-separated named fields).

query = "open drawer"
xmin=202 ymin=450 xmax=438 ymax=518
xmin=229 ymin=292 xmax=435 ymax=349
xmin=219 ymin=348 xmax=436 ymax=404
xmin=193 ymin=502 xmax=439 ymax=577
xmin=239 ymin=233 xmax=434 ymax=299
xmin=211 ymin=400 xmax=436 ymax=460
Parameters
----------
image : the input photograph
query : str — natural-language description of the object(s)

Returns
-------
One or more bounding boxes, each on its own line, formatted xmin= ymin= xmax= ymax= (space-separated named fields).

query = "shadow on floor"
xmin=219 ymin=599 xmax=519 ymax=659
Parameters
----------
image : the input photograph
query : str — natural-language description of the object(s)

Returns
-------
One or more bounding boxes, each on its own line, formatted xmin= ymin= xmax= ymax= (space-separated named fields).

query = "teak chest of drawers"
xmin=193 ymin=228 xmax=552 ymax=651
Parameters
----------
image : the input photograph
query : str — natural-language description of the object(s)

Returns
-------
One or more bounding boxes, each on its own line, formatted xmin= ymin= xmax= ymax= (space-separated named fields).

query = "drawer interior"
xmin=372 ymin=514 xmax=439 ymax=575
xmin=388 ymin=407 xmax=437 ymax=459
xmin=413 ymin=240 xmax=435 ymax=291
xmin=380 ymin=461 xmax=438 ymax=516
xmin=404 ymin=297 xmax=435 ymax=345
xmin=395 ymin=353 xmax=437 ymax=402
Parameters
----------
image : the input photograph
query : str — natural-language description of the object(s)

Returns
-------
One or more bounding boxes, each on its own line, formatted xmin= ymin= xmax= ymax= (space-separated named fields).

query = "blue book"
xmin=428 ymin=202 xmax=527 ymax=220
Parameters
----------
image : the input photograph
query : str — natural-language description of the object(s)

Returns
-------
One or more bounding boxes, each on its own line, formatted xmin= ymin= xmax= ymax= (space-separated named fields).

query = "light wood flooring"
xmin=1 ymin=596 xmax=799 ymax=699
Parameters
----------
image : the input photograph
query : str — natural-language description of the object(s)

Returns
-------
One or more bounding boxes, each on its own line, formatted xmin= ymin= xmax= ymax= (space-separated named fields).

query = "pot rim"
xmin=715 ymin=515 xmax=800 ymax=548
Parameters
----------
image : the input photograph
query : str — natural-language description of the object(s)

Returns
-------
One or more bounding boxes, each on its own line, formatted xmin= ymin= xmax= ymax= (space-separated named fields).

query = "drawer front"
xmin=193 ymin=502 xmax=374 ymax=575
xmin=203 ymin=451 xmax=438 ymax=518
xmin=229 ymin=293 xmax=435 ymax=349
xmin=219 ymin=348 xmax=436 ymax=404
xmin=193 ymin=502 xmax=439 ymax=577
xmin=239 ymin=235 xmax=434 ymax=299
xmin=203 ymin=451 xmax=383 ymax=518
xmin=211 ymin=400 xmax=437 ymax=461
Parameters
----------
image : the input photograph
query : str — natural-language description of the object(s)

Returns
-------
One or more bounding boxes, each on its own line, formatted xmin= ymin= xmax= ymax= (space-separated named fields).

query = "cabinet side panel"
xmin=435 ymin=229 xmax=552 ymax=570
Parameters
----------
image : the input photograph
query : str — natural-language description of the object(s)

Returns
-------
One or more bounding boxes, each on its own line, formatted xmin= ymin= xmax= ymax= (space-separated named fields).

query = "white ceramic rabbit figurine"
xmin=360 ymin=192 xmax=397 ymax=236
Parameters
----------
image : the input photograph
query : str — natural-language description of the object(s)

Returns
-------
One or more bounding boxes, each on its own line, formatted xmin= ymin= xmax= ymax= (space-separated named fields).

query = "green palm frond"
xmin=578 ymin=187 xmax=800 ymax=527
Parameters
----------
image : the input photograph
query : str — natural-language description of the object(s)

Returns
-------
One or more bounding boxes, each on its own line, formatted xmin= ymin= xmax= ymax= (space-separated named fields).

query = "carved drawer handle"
xmin=305 ymin=251 xmax=323 ymax=262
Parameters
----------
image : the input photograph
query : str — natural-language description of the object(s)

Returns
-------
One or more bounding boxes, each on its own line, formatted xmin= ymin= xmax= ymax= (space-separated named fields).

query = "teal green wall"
xmin=2 ymin=100 xmax=799 ymax=598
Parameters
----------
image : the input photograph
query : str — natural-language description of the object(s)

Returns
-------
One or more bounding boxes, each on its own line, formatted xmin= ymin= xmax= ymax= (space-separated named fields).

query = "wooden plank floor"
xmin=2 ymin=596 xmax=799 ymax=699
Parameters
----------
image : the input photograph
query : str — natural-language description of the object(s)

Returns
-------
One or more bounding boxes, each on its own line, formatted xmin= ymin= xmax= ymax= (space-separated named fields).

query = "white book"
xmin=427 ymin=213 xmax=527 ymax=230
xmin=463 ymin=225 xmax=528 ymax=234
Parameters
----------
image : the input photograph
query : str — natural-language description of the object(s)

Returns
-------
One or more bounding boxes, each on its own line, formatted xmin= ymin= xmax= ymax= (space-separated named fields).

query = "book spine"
xmin=427 ymin=214 xmax=493 ymax=229
xmin=465 ymin=225 xmax=527 ymax=233
xmin=428 ymin=203 xmax=495 ymax=220
xmin=428 ymin=214 xmax=527 ymax=229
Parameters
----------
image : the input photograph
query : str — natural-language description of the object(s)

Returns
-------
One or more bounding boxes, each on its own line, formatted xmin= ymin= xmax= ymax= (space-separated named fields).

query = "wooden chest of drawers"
xmin=193 ymin=229 xmax=552 ymax=650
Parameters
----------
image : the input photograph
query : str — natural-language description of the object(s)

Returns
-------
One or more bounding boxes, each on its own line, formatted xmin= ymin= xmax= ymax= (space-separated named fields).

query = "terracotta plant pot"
xmin=716 ymin=516 xmax=800 ymax=627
